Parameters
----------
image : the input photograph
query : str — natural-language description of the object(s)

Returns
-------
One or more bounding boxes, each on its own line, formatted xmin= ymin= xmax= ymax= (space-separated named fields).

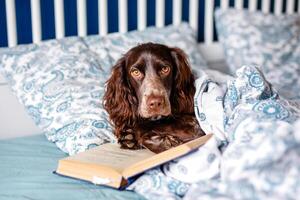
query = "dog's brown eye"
xmin=131 ymin=69 xmax=142 ymax=77
xmin=161 ymin=66 xmax=170 ymax=74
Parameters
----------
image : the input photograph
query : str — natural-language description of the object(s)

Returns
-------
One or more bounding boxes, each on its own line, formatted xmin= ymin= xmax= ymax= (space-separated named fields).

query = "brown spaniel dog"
xmin=103 ymin=43 xmax=205 ymax=153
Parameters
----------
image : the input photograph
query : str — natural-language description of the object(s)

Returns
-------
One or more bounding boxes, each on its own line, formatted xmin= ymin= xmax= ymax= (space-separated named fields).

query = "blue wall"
xmin=0 ymin=0 xmax=195 ymax=47
xmin=0 ymin=0 xmax=290 ymax=47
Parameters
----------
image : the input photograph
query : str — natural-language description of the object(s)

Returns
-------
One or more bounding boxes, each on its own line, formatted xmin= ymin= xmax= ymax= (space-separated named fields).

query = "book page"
xmin=123 ymin=134 xmax=212 ymax=177
xmin=65 ymin=143 xmax=155 ymax=172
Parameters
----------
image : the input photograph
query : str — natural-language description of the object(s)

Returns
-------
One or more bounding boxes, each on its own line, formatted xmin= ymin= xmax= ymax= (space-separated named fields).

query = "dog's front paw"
xmin=119 ymin=130 xmax=142 ymax=150
xmin=141 ymin=132 xmax=183 ymax=153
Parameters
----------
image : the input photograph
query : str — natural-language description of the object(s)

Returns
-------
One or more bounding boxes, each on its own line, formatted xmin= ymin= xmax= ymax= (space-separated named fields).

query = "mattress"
xmin=0 ymin=134 xmax=145 ymax=200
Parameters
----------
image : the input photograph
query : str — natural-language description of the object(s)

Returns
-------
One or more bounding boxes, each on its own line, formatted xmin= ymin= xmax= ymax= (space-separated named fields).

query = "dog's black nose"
xmin=147 ymin=95 xmax=164 ymax=110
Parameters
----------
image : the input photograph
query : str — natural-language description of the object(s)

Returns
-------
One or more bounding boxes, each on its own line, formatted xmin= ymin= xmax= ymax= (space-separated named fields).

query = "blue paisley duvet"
xmin=129 ymin=66 xmax=300 ymax=200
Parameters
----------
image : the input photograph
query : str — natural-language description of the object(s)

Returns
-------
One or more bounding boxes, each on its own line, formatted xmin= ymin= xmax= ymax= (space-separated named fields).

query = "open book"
xmin=55 ymin=134 xmax=212 ymax=189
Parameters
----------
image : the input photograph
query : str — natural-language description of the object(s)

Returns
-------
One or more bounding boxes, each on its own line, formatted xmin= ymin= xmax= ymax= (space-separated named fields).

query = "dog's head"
xmin=125 ymin=43 xmax=175 ymax=119
xmin=103 ymin=43 xmax=195 ymax=136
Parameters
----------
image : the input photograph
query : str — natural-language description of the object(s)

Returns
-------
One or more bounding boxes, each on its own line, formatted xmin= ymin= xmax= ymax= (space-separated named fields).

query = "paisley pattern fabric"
xmin=129 ymin=66 xmax=300 ymax=200
xmin=215 ymin=9 xmax=300 ymax=99
xmin=0 ymin=37 xmax=116 ymax=155
xmin=83 ymin=23 xmax=207 ymax=78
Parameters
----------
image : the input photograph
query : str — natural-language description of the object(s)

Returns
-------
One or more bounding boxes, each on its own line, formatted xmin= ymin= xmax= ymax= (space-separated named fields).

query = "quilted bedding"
xmin=1 ymin=66 xmax=300 ymax=200
xmin=129 ymin=66 xmax=300 ymax=200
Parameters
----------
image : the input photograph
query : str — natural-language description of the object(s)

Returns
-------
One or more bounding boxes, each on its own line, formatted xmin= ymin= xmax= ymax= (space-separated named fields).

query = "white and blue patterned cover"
xmin=0 ymin=38 xmax=116 ymax=155
xmin=83 ymin=23 xmax=207 ymax=78
xmin=129 ymin=65 xmax=300 ymax=200
xmin=215 ymin=8 xmax=300 ymax=99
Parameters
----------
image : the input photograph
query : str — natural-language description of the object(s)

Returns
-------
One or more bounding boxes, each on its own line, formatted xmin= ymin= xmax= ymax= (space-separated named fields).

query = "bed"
xmin=0 ymin=134 xmax=144 ymax=200
xmin=1 ymin=0 xmax=300 ymax=200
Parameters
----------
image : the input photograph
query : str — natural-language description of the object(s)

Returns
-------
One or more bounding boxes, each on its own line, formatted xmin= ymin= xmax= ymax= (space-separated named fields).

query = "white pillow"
xmin=0 ymin=37 xmax=116 ymax=155
xmin=215 ymin=9 xmax=300 ymax=99
xmin=83 ymin=23 xmax=208 ymax=77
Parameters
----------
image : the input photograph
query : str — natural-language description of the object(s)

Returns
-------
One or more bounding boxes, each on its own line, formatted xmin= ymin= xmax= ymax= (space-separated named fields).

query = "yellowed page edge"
xmin=56 ymin=159 xmax=123 ymax=188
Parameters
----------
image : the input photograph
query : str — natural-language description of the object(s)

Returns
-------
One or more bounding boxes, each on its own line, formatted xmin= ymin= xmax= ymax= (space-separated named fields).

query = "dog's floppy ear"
xmin=103 ymin=57 xmax=138 ymax=138
xmin=170 ymin=47 xmax=195 ymax=114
